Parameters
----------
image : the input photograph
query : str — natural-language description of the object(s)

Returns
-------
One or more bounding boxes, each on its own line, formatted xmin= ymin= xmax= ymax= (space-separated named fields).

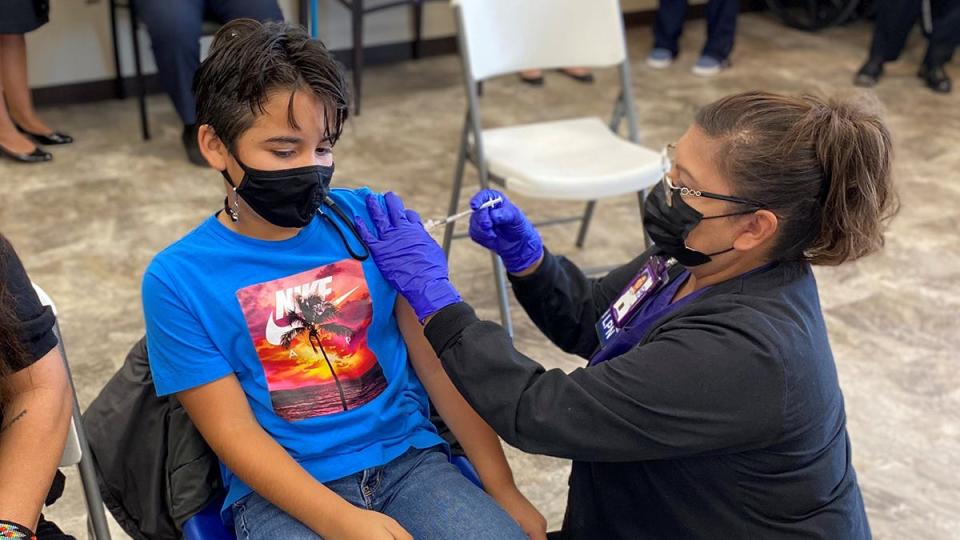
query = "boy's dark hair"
xmin=194 ymin=19 xmax=350 ymax=151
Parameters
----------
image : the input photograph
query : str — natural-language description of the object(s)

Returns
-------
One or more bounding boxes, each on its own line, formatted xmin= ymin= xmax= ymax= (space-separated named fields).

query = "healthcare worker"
xmin=355 ymin=91 xmax=896 ymax=539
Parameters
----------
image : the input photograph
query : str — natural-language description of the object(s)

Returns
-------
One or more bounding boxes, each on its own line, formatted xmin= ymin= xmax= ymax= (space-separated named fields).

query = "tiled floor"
xmin=3 ymin=12 xmax=958 ymax=539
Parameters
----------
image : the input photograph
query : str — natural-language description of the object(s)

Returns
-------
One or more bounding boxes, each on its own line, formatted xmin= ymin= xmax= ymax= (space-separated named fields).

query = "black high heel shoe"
xmin=16 ymin=124 xmax=73 ymax=145
xmin=557 ymin=68 xmax=595 ymax=84
xmin=0 ymin=143 xmax=52 ymax=163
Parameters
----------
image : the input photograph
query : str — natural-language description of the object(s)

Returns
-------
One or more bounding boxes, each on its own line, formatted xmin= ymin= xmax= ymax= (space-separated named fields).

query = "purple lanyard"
xmin=589 ymin=260 xmax=776 ymax=366
xmin=590 ymin=266 xmax=702 ymax=366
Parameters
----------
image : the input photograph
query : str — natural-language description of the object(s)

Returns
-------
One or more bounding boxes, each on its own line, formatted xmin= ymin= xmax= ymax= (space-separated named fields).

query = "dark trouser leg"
xmin=137 ymin=0 xmax=204 ymax=126
xmin=653 ymin=0 xmax=690 ymax=56
xmin=924 ymin=0 xmax=960 ymax=67
xmin=702 ymin=0 xmax=739 ymax=61
xmin=207 ymin=0 xmax=285 ymax=25
xmin=868 ymin=0 xmax=921 ymax=63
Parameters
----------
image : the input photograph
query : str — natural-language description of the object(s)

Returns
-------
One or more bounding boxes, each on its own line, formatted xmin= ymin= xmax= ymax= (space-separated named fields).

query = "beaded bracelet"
xmin=0 ymin=519 xmax=37 ymax=540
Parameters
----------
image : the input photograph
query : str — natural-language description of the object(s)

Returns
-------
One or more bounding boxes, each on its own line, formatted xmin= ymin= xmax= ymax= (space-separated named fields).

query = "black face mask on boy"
xmin=221 ymin=158 xmax=334 ymax=228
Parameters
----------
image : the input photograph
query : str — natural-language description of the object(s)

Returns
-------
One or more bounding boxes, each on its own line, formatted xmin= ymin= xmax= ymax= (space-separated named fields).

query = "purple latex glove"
xmin=468 ymin=190 xmax=544 ymax=274
xmin=355 ymin=192 xmax=462 ymax=322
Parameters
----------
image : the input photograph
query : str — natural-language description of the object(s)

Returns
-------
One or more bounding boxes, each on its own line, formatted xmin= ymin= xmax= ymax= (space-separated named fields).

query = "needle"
xmin=424 ymin=196 xmax=503 ymax=231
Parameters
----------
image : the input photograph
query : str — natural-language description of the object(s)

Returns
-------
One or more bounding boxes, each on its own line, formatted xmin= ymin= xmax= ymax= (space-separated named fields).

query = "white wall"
xmin=26 ymin=0 xmax=687 ymax=89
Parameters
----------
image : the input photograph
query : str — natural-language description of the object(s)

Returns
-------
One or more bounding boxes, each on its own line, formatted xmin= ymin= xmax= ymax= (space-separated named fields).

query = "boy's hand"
xmin=326 ymin=507 xmax=412 ymax=540
xmin=492 ymin=487 xmax=548 ymax=540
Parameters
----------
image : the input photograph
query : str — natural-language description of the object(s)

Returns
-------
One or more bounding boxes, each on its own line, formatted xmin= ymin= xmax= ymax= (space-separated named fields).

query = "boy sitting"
xmin=142 ymin=19 xmax=543 ymax=540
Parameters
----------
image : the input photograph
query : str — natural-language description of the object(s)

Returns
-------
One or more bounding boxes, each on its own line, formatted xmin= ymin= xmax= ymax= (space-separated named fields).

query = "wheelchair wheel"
xmin=764 ymin=0 xmax=861 ymax=31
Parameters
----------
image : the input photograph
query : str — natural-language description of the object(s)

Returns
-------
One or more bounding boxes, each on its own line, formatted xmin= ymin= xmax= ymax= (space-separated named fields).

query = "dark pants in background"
xmin=137 ymin=0 xmax=284 ymax=126
xmin=653 ymin=0 xmax=740 ymax=61
xmin=869 ymin=0 xmax=960 ymax=67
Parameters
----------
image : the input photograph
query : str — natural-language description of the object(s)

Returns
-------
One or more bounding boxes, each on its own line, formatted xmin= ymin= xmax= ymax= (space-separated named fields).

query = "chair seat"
xmin=481 ymin=117 xmax=663 ymax=201
xmin=59 ymin=419 xmax=83 ymax=467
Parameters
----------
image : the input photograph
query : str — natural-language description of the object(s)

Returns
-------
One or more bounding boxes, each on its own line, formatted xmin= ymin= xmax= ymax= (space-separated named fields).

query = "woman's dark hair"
xmin=193 ymin=18 xmax=350 ymax=151
xmin=0 ymin=240 xmax=26 ymax=408
xmin=695 ymin=91 xmax=899 ymax=265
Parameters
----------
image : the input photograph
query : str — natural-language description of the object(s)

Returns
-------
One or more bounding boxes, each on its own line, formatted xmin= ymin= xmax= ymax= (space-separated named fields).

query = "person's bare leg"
xmin=520 ymin=69 xmax=543 ymax=79
xmin=0 ymin=33 xmax=53 ymax=135
xmin=560 ymin=67 xmax=592 ymax=77
xmin=0 ymin=37 xmax=38 ymax=153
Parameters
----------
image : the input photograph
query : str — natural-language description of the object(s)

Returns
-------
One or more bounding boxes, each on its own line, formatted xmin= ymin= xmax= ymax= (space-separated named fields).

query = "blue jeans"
xmin=232 ymin=447 xmax=527 ymax=539
xmin=653 ymin=0 xmax=740 ymax=61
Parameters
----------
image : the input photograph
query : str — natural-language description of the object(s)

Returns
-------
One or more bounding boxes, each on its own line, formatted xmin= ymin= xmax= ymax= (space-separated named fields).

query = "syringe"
xmin=424 ymin=196 xmax=503 ymax=231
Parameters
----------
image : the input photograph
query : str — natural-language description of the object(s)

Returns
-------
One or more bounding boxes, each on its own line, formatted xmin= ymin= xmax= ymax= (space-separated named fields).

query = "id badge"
xmin=594 ymin=257 xmax=671 ymax=347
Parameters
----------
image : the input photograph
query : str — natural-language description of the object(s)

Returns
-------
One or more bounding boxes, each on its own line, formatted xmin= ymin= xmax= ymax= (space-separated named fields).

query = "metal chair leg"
xmin=128 ymin=1 xmax=150 ymax=141
xmin=109 ymin=0 xmax=124 ymax=99
xmin=310 ymin=0 xmax=320 ymax=39
xmin=54 ymin=327 xmax=112 ymax=540
xmin=575 ymin=200 xmax=597 ymax=248
xmin=412 ymin=0 xmax=424 ymax=59
xmin=352 ymin=0 xmax=364 ymax=115
xmin=443 ymin=116 xmax=470 ymax=256
xmin=491 ymin=255 xmax=514 ymax=336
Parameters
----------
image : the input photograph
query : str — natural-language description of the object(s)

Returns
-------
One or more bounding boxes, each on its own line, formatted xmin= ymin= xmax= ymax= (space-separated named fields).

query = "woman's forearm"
xmin=509 ymin=249 xmax=651 ymax=358
xmin=0 ymin=352 xmax=72 ymax=529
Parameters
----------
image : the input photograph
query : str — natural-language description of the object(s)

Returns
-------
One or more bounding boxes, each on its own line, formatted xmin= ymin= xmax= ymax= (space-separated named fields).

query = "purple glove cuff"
xmin=501 ymin=239 xmax=544 ymax=274
xmin=414 ymin=278 xmax=463 ymax=323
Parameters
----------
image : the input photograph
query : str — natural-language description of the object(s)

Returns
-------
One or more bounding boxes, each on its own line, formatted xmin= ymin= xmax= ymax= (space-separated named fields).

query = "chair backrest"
xmin=31 ymin=283 xmax=84 ymax=467
xmin=453 ymin=0 xmax=628 ymax=81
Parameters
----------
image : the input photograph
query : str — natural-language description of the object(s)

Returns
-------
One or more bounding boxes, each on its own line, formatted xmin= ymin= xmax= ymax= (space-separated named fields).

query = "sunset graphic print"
xmin=236 ymin=259 xmax=387 ymax=421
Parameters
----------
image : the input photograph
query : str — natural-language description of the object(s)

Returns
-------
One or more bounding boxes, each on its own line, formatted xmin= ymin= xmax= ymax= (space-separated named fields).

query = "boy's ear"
xmin=198 ymin=125 xmax=228 ymax=171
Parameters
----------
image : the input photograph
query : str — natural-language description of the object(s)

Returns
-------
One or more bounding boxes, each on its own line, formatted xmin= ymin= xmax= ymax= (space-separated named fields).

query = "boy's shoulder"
xmin=328 ymin=186 xmax=380 ymax=210
xmin=144 ymin=215 xmax=220 ymax=281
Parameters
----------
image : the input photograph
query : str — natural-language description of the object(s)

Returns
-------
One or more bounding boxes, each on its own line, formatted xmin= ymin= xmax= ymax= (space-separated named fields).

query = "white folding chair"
xmin=31 ymin=284 xmax=112 ymax=540
xmin=443 ymin=0 xmax=663 ymax=335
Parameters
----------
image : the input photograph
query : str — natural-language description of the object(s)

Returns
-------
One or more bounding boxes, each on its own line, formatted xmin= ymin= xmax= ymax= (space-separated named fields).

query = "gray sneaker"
xmin=646 ymin=48 xmax=674 ymax=69
xmin=692 ymin=55 xmax=729 ymax=77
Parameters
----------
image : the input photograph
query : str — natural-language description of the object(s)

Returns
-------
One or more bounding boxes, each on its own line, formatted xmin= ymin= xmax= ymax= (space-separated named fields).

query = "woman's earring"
xmin=227 ymin=189 xmax=240 ymax=222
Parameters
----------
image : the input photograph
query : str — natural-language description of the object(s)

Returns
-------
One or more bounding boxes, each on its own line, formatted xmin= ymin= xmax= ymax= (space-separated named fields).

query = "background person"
xmin=0 ymin=1 xmax=73 ymax=163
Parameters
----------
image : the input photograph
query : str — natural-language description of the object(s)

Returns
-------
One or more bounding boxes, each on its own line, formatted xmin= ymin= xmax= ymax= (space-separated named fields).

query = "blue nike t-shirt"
xmin=141 ymin=188 xmax=444 ymax=518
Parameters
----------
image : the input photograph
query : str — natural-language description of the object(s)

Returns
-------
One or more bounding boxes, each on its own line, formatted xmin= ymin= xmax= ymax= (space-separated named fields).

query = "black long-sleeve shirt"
xmin=424 ymin=249 xmax=870 ymax=539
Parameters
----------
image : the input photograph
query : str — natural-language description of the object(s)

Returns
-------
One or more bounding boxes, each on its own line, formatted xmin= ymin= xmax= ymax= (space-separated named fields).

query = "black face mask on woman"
xmin=643 ymin=181 xmax=760 ymax=267
xmin=221 ymin=158 xmax=333 ymax=228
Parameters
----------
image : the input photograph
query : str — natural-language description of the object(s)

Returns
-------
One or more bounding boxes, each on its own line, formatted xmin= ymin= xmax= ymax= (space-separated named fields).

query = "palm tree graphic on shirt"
xmin=279 ymin=294 xmax=354 ymax=412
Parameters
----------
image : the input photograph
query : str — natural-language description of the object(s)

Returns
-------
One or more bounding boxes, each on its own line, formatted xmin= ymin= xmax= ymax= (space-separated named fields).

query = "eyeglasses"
xmin=660 ymin=144 xmax=764 ymax=209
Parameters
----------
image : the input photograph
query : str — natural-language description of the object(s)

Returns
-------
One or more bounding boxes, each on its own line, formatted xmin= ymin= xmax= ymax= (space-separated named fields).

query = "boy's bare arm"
xmin=395 ymin=298 xmax=547 ymax=539
xmin=177 ymin=375 xmax=411 ymax=540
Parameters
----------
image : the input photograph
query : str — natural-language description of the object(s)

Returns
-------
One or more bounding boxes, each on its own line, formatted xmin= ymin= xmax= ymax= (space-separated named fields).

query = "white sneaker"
xmin=646 ymin=48 xmax=674 ymax=69
xmin=692 ymin=55 xmax=729 ymax=77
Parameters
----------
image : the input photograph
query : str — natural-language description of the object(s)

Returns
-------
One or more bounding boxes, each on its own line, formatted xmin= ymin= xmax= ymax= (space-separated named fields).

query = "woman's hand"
xmin=355 ymin=192 xmax=462 ymax=322
xmin=468 ymin=190 xmax=544 ymax=275
xmin=327 ymin=507 xmax=413 ymax=540
xmin=492 ymin=487 xmax=548 ymax=540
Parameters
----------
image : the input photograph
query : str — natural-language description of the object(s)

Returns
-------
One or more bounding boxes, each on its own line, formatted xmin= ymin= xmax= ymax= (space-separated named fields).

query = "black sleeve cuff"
xmin=507 ymin=248 xmax=561 ymax=291
xmin=424 ymin=302 xmax=480 ymax=355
